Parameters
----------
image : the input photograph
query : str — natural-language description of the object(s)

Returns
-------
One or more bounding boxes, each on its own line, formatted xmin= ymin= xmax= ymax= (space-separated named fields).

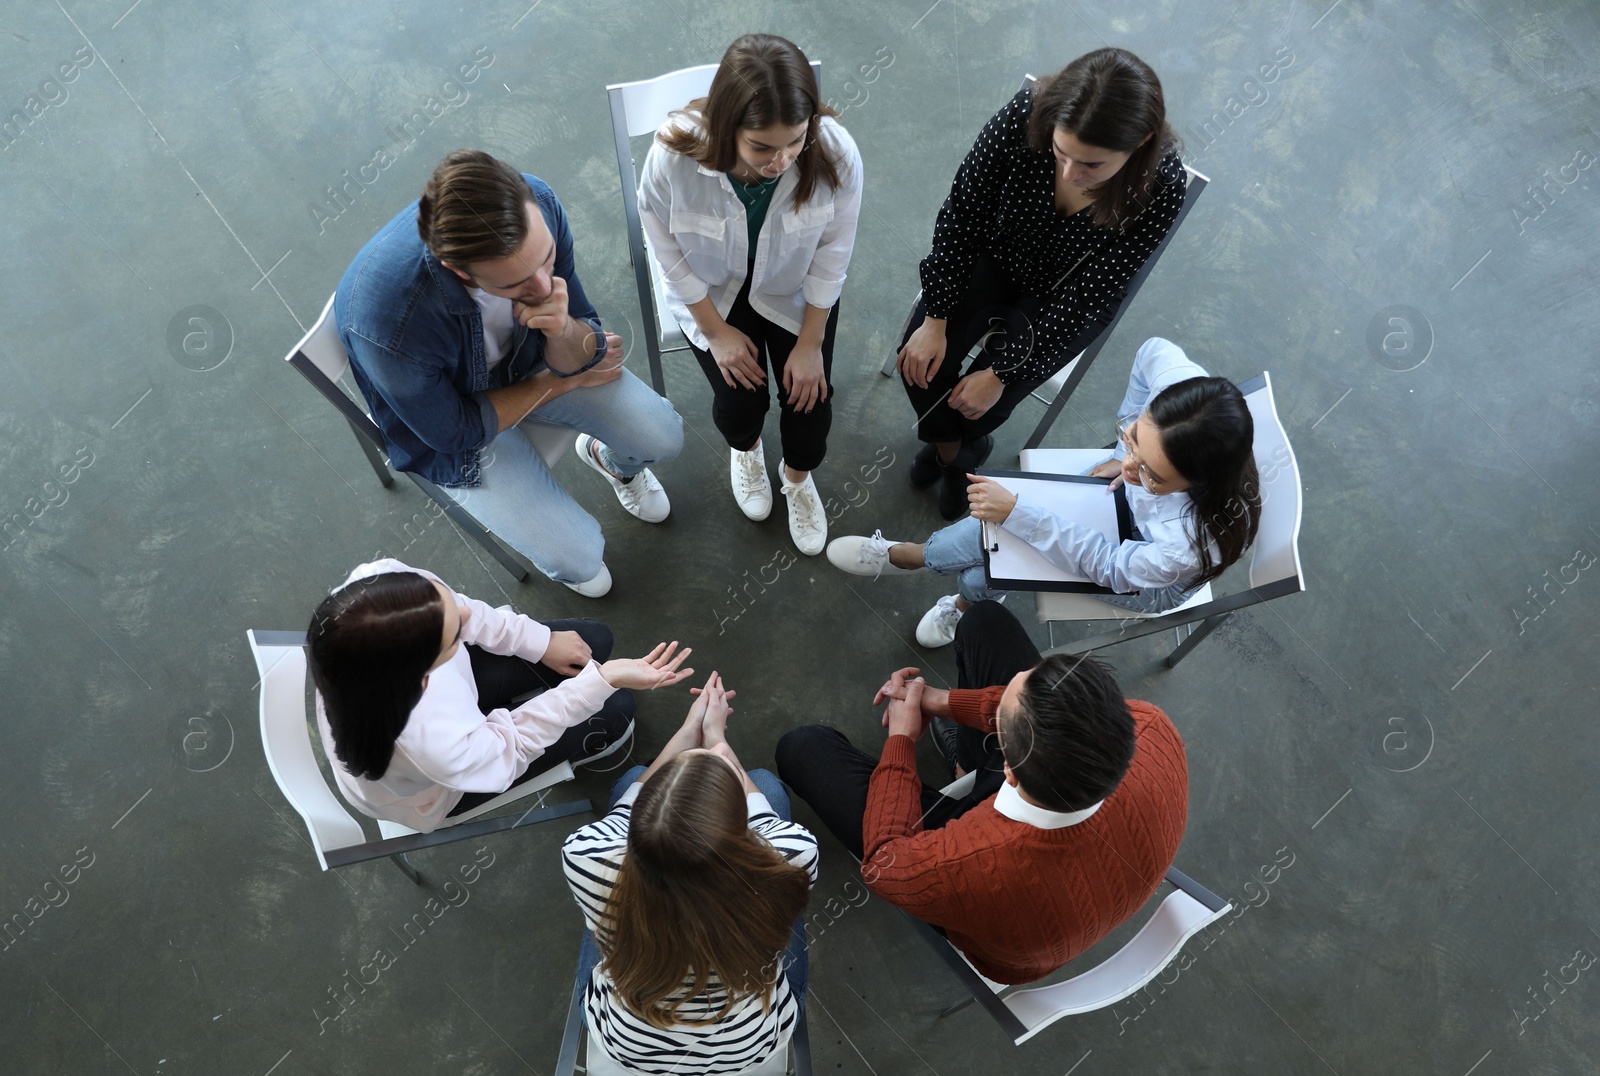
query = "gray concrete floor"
xmin=2 ymin=0 xmax=1597 ymax=1073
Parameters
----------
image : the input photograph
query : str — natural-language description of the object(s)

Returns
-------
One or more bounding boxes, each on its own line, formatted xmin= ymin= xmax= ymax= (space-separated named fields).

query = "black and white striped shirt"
xmin=562 ymin=784 xmax=819 ymax=1075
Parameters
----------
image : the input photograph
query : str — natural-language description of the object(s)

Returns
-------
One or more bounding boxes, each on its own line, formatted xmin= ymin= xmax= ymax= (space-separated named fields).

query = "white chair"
xmin=909 ymin=866 xmax=1231 ymax=1045
xmin=607 ymin=61 xmax=821 ymax=398
xmin=245 ymin=629 xmax=592 ymax=883
xmin=555 ymin=942 xmax=811 ymax=1076
xmin=285 ymin=293 xmax=578 ymax=583
xmin=879 ymin=75 xmax=1211 ymax=455
xmin=1019 ymin=371 xmax=1305 ymax=666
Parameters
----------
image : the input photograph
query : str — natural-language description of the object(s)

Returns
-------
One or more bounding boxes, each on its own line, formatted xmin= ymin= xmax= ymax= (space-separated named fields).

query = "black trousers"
xmin=775 ymin=601 xmax=1042 ymax=858
xmin=689 ymin=266 xmax=840 ymax=473
xmin=899 ymin=256 xmax=1105 ymax=444
xmin=446 ymin=618 xmax=634 ymax=817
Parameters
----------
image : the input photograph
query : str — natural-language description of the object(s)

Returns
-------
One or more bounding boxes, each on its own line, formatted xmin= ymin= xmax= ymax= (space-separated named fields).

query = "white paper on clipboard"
xmin=979 ymin=471 xmax=1128 ymax=591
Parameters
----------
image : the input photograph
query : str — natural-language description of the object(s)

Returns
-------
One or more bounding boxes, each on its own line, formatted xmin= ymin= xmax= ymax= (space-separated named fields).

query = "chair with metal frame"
xmin=606 ymin=61 xmax=822 ymax=399
xmin=905 ymin=866 xmax=1231 ymax=1045
xmin=285 ymin=293 xmax=578 ymax=584
xmin=245 ymin=628 xmax=592 ymax=884
xmin=878 ymin=75 xmax=1210 ymax=454
xmin=555 ymin=939 xmax=812 ymax=1076
xmin=1017 ymin=370 xmax=1304 ymax=666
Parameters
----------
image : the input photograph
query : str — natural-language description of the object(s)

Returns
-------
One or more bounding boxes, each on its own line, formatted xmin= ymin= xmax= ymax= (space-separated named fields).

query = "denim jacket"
xmin=335 ymin=174 xmax=603 ymax=487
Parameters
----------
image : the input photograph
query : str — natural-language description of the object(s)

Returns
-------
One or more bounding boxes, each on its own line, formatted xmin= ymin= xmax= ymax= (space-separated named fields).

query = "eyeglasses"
xmin=1117 ymin=419 xmax=1161 ymax=489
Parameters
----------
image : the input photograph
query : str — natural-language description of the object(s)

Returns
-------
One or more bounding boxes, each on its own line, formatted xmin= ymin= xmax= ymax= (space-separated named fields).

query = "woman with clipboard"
xmin=829 ymin=338 xmax=1261 ymax=647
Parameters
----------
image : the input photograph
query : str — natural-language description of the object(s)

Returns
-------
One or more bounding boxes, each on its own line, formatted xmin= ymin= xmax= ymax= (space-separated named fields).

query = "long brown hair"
xmin=600 ymin=753 xmax=811 ymax=1028
xmin=659 ymin=33 xmax=842 ymax=207
xmin=1148 ymin=376 xmax=1261 ymax=585
xmin=1027 ymin=48 xmax=1179 ymax=230
xmin=308 ymin=572 xmax=443 ymax=780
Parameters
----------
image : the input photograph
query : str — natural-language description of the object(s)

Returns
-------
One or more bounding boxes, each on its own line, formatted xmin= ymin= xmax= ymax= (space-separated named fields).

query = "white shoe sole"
xmin=562 ymin=563 xmax=613 ymax=598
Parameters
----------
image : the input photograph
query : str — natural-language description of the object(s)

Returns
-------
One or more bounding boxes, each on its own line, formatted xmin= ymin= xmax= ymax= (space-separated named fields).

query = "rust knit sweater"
xmin=862 ymin=686 xmax=1187 ymax=984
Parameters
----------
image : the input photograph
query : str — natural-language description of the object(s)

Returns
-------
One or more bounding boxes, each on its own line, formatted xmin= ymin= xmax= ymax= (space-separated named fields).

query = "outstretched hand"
xmin=600 ymin=642 xmax=693 ymax=691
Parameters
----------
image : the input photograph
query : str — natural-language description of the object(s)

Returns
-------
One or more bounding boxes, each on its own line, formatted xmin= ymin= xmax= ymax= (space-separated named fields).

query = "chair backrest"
xmin=608 ymin=62 xmax=822 ymax=384
xmin=284 ymin=293 xmax=386 ymax=444
xmin=293 ymin=294 xmax=349 ymax=382
xmin=1001 ymin=889 xmax=1227 ymax=1043
xmin=246 ymin=630 xmax=367 ymax=870
xmin=1236 ymin=372 xmax=1305 ymax=593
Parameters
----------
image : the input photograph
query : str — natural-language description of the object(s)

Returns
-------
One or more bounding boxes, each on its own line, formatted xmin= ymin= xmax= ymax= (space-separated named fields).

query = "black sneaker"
xmin=909 ymin=442 xmax=942 ymax=488
xmin=930 ymin=718 xmax=964 ymax=774
xmin=937 ymin=435 xmax=995 ymax=520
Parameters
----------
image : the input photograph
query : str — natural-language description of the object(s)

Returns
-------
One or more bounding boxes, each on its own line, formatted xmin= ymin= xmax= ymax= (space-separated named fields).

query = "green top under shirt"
xmin=729 ymin=173 xmax=781 ymax=254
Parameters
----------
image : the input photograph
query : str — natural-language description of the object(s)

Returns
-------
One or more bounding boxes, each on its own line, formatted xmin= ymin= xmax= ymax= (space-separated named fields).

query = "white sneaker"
xmin=576 ymin=434 xmax=670 ymax=523
xmin=562 ymin=562 xmax=613 ymax=598
xmin=731 ymin=443 xmax=773 ymax=521
xmin=779 ymin=466 xmax=828 ymax=555
xmin=826 ymin=531 xmax=920 ymax=579
xmin=916 ymin=594 xmax=963 ymax=648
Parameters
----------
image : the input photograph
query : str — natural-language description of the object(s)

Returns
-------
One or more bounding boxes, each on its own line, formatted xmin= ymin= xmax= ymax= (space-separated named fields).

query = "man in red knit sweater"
xmin=776 ymin=601 xmax=1187 ymax=984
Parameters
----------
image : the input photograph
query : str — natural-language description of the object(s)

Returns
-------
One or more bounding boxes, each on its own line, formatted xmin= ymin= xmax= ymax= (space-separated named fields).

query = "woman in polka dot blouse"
xmin=896 ymin=47 xmax=1187 ymax=519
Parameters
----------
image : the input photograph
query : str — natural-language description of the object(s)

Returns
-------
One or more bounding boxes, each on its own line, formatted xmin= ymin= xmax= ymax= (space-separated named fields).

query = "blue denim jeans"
xmin=577 ymin=765 xmax=808 ymax=1009
xmin=448 ymin=369 xmax=683 ymax=584
xmin=922 ymin=517 xmax=1004 ymax=605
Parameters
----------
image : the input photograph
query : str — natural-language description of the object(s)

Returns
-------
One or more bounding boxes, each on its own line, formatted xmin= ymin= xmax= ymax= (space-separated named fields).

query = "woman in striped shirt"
xmin=562 ymin=672 xmax=817 ymax=1075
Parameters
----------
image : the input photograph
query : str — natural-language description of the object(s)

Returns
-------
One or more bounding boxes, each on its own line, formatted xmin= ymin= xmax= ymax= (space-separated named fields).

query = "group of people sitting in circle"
xmin=312 ymin=32 xmax=1263 ymax=1074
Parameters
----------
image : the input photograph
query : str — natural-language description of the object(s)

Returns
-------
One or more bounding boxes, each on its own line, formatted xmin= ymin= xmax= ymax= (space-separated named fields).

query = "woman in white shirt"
xmin=827 ymin=338 xmax=1262 ymax=647
xmin=638 ymin=33 xmax=863 ymax=556
xmin=563 ymin=672 xmax=817 ymax=1075
xmin=308 ymin=559 xmax=694 ymax=832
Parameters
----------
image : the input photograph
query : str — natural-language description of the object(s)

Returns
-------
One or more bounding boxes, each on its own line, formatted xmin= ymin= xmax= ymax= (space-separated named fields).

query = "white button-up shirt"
xmin=1001 ymin=337 xmax=1216 ymax=595
xmin=637 ymin=115 xmax=863 ymax=349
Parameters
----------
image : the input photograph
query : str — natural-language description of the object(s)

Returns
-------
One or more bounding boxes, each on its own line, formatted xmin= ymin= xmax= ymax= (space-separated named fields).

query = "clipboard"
xmin=978 ymin=468 xmax=1134 ymax=593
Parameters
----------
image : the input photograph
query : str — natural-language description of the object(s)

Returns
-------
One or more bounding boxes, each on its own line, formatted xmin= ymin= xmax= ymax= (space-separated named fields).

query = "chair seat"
xmin=1034 ymin=583 xmax=1214 ymax=625
xmin=646 ymin=250 xmax=688 ymax=351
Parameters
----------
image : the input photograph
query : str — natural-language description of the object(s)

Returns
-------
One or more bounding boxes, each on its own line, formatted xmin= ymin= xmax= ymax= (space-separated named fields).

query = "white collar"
xmin=994 ymin=782 xmax=1103 ymax=829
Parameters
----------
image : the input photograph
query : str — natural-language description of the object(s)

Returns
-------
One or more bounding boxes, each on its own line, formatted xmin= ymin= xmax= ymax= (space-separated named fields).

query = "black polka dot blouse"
xmin=920 ymin=87 xmax=1187 ymax=385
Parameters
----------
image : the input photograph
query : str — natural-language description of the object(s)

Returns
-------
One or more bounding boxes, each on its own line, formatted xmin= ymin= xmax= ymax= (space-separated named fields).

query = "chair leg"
xmin=646 ymin=338 xmax=666 ymax=398
xmin=389 ymin=852 xmax=422 ymax=884
xmin=1022 ymin=381 xmax=1073 ymax=452
xmin=939 ymin=994 xmax=979 ymax=1019
xmin=349 ymin=421 xmax=394 ymax=488
xmin=409 ymin=476 xmax=532 ymax=583
xmin=1166 ymin=612 xmax=1232 ymax=668
xmin=880 ymin=351 xmax=898 ymax=377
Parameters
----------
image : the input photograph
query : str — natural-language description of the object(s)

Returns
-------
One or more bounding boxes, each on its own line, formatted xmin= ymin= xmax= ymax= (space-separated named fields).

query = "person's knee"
xmin=571 ymin=619 xmax=614 ymax=661
xmin=956 ymin=599 xmax=1016 ymax=642
xmin=775 ymin=725 xmax=838 ymax=782
xmin=538 ymin=539 xmax=604 ymax=586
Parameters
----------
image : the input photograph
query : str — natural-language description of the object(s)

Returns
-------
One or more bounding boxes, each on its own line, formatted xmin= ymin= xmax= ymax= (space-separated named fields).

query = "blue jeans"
xmin=922 ymin=517 xmax=1004 ymax=605
xmin=449 ymin=369 xmax=683 ymax=584
xmin=577 ymin=765 xmax=808 ymax=1008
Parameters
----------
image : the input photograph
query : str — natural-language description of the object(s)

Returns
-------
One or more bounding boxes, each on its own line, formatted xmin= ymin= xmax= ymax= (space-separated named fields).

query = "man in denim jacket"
xmin=336 ymin=150 xmax=684 ymax=597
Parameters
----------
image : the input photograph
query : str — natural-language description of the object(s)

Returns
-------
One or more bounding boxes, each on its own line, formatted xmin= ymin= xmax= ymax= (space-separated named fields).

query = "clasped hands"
xmin=873 ymin=667 xmax=951 ymax=742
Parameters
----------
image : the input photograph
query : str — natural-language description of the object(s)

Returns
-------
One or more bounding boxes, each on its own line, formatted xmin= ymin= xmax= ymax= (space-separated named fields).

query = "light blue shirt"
xmin=1001 ymin=338 xmax=1213 ymax=595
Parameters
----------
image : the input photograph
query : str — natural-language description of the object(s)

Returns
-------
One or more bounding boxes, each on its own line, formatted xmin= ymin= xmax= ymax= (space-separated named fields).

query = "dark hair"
xmin=1027 ymin=48 xmax=1179 ymax=230
xmin=660 ymin=33 xmax=842 ymax=207
xmin=1004 ymin=655 xmax=1135 ymax=812
xmin=307 ymin=572 xmax=443 ymax=781
xmin=601 ymin=753 xmax=811 ymax=1028
xmin=1148 ymin=377 xmax=1262 ymax=585
xmin=416 ymin=149 xmax=532 ymax=269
